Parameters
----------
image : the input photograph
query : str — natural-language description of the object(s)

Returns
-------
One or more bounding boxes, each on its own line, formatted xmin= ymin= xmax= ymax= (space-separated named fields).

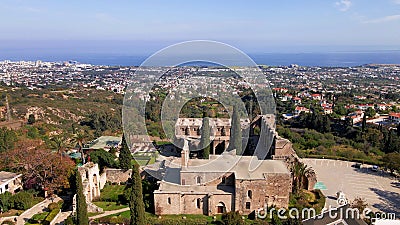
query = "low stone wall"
xmin=88 ymin=201 xmax=104 ymax=213
xmin=49 ymin=209 xmax=61 ymax=225
xmin=103 ymin=168 xmax=132 ymax=184
xmin=0 ymin=216 xmax=17 ymax=224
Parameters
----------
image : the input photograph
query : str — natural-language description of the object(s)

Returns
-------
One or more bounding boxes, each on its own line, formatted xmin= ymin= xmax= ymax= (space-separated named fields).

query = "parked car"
xmin=371 ymin=165 xmax=379 ymax=172
xmin=354 ymin=163 xmax=362 ymax=168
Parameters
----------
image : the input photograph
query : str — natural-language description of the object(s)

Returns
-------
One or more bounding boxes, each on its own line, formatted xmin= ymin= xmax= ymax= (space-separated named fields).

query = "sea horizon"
xmin=1 ymin=51 xmax=400 ymax=67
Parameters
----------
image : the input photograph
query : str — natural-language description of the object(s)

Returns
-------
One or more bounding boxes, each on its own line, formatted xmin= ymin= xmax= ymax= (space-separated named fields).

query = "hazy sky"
xmin=0 ymin=0 xmax=399 ymax=54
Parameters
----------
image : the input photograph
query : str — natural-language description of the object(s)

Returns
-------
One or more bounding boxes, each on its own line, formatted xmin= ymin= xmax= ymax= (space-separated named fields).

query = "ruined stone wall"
xmin=253 ymin=115 xmax=277 ymax=160
xmin=235 ymin=173 xmax=291 ymax=214
xmin=154 ymin=192 xmax=233 ymax=215
xmin=263 ymin=173 xmax=292 ymax=208
xmin=78 ymin=163 xmax=101 ymax=202
xmin=99 ymin=172 xmax=107 ymax=190
xmin=104 ymin=168 xmax=132 ymax=184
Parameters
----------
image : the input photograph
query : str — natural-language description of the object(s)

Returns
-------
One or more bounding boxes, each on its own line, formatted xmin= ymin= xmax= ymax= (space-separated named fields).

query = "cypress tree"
xmin=119 ymin=134 xmax=132 ymax=170
xmin=129 ymin=163 xmax=146 ymax=225
xmin=229 ymin=105 xmax=243 ymax=155
xmin=76 ymin=171 xmax=88 ymax=225
xmin=323 ymin=115 xmax=331 ymax=133
xmin=362 ymin=113 xmax=367 ymax=132
xmin=199 ymin=117 xmax=210 ymax=159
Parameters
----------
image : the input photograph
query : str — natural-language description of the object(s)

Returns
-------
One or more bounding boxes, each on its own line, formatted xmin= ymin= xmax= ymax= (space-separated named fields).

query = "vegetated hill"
xmin=0 ymin=86 xmax=123 ymax=135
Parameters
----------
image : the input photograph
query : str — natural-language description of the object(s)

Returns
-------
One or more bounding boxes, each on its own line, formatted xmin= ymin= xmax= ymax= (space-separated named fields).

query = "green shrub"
xmin=0 ymin=191 xmax=12 ymax=212
xmin=10 ymin=191 xmax=34 ymax=210
xmin=1 ymin=220 xmax=16 ymax=225
xmin=221 ymin=211 xmax=244 ymax=225
xmin=48 ymin=202 xmax=59 ymax=211
xmin=42 ymin=209 xmax=60 ymax=225
xmin=64 ymin=215 xmax=74 ymax=225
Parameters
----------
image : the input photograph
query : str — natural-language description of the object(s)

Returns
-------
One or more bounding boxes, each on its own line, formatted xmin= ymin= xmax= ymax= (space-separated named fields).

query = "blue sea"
xmin=1 ymin=51 xmax=400 ymax=67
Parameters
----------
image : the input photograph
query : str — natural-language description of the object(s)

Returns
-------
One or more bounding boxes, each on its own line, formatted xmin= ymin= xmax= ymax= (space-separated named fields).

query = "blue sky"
xmin=0 ymin=0 xmax=399 ymax=54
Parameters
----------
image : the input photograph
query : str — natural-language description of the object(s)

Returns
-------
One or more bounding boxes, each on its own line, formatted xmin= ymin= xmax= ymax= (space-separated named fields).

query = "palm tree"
xmin=292 ymin=161 xmax=313 ymax=192
xmin=49 ymin=135 xmax=69 ymax=159
xmin=73 ymin=130 xmax=88 ymax=164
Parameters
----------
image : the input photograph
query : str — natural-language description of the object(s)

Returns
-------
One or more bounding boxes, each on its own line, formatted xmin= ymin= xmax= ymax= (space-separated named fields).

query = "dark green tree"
xmin=382 ymin=152 xmax=400 ymax=173
xmin=90 ymin=149 xmax=118 ymax=171
xmin=129 ymin=163 xmax=145 ymax=225
xmin=362 ymin=113 xmax=367 ymax=132
xmin=0 ymin=127 xmax=17 ymax=153
xmin=10 ymin=191 xmax=35 ymax=210
xmin=365 ymin=107 xmax=376 ymax=117
xmin=221 ymin=211 xmax=244 ymax=225
xmin=283 ymin=218 xmax=302 ymax=225
xmin=229 ymin=105 xmax=242 ymax=155
xmin=27 ymin=114 xmax=35 ymax=124
xmin=119 ymin=134 xmax=132 ymax=170
xmin=199 ymin=117 xmax=210 ymax=159
xmin=322 ymin=115 xmax=331 ymax=133
xmin=397 ymin=123 xmax=400 ymax=137
xmin=0 ymin=191 xmax=12 ymax=212
xmin=76 ymin=171 xmax=88 ymax=225
xmin=271 ymin=212 xmax=283 ymax=225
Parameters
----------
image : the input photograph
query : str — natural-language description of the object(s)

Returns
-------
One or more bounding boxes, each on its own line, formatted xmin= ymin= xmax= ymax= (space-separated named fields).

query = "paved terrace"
xmin=303 ymin=159 xmax=400 ymax=219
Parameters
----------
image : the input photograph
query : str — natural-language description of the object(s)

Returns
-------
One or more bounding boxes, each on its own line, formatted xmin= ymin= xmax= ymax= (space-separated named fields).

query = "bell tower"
xmin=181 ymin=139 xmax=189 ymax=168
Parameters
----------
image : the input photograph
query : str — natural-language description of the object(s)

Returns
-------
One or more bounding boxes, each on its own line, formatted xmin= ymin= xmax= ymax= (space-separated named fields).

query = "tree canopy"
xmin=229 ymin=105 xmax=243 ymax=155
xmin=0 ymin=139 xmax=75 ymax=193
xmin=129 ymin=163 xmax=146 ymax=225
xmin=119 ymin=134 xmax=132 ymax=170
xmin=0 ymin=127 xmax=17 ymax=153
xmin=199 ymin=117 xmax=210 ymax=159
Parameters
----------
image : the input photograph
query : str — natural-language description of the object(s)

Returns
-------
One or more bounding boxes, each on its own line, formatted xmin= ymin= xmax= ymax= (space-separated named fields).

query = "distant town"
xmin=0 ymin=60 xmax=399 ymax=225
xmin=1 ymin=60 xmax=400 ymax=126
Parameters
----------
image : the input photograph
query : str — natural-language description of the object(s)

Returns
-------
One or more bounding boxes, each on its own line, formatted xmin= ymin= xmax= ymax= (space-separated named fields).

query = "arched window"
xmin=93 ymin=174 xmax=98 ymax=184
xmin=247 ymin=190 xmax=252 ymax=199
xmin=196 ymin=176 xmax=201 ymax=184
xmin=196 ymin=198 xmax=201 ymax=208
xmin=167 ymin=197 xmax=171 ymax=205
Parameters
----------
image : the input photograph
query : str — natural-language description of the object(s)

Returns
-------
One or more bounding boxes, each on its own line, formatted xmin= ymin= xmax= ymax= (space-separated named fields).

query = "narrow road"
xmin=16 ymin=196 xmax=62 ymax=225
xmin=53 ymin=211 xmax=72 ymax=225
xmin=89 ymin=208 xmax=129 ymax=220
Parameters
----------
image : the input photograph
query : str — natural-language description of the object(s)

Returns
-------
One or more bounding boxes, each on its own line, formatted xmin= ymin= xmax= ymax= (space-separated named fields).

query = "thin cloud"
xmin=363 ymin=14 xmax=400 ymax=24
xmin=393 ymin=0 xmax=400 ymax=4
xmin=335 ymin=0 xmax=352 ymax=11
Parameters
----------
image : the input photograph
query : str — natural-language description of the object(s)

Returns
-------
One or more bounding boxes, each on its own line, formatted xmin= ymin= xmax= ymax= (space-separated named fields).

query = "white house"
xmin=0 ymin=171 xmax=23 ymax=194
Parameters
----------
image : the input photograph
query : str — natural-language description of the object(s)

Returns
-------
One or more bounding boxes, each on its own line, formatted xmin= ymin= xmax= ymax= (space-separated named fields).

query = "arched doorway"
xmin=216 ymin=202 xmax=226 ymax=214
